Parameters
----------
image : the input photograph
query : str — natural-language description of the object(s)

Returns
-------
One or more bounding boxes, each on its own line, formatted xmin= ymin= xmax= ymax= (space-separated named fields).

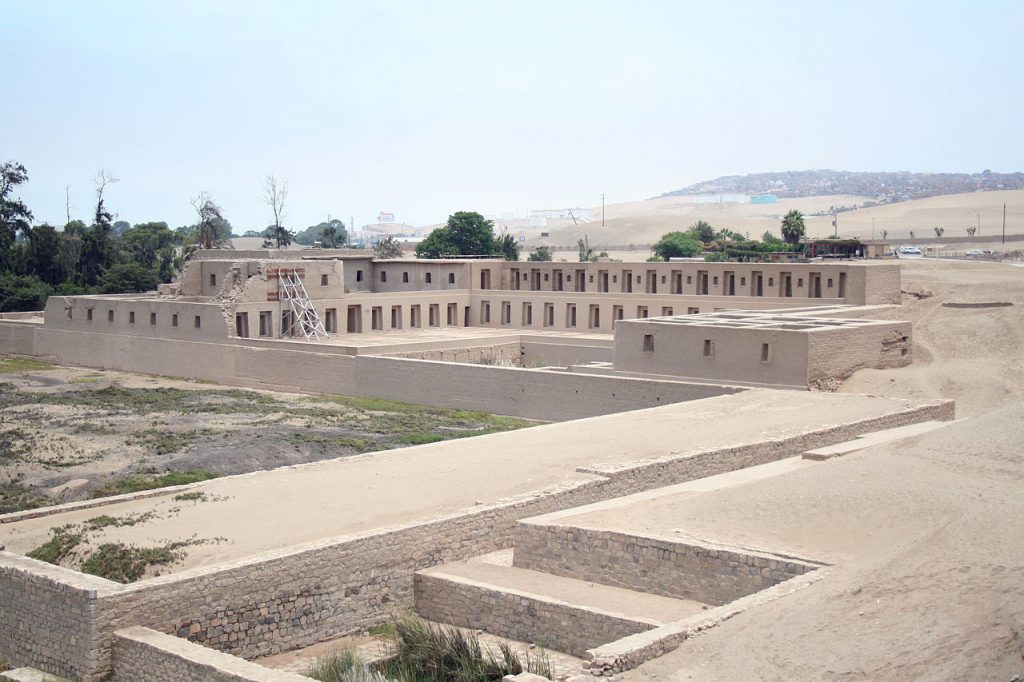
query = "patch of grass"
xmin=84 ymin=512 xmax=155 ymax=530
xmin=308 ymin=649 xmax=389 ymax=682
xmin=367 ymin=623 xmax=396 ymax=638
xmin=26 ymin=525 xmax=85 ymax=564
xmin=90 ymin=469 xmax=219 ymax=498
xmin=376 ymin=615 xmax=552 ymax=682
xmin=0 ymin=478 xmax=51 ymax=514
xmin=286 ymin=432 xmax=378 ymax=452
xmin=172 ymin=491 xmax=207 ymax=502
xmin=129 ymin=429 xmax=205 ymax=455
xmin=79 ymin=539 xmax=201 ymax=583
xmin=1 ymin=384 xmax=282 ymax=417
xmin=393 ymin=433 xmax=444 ymax=446
xmin=0 ymin=428 xmax=33 ymax=465
xmin=72 ymin=422 xmax=118 ymax=435
xmin=0 ymin=356 xmax=54 ymax=373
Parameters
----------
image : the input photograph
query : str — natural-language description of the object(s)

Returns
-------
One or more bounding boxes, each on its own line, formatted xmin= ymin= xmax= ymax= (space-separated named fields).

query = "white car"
xmin=898 ymin=246 xmax=923 ymax=256
xmin=965 ymin=249 xmax=984 ymax=257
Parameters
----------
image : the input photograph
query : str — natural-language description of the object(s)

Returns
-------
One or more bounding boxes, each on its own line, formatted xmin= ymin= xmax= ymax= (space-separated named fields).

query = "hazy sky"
xmin=3 ymin=0 xmax=1022 ymax=231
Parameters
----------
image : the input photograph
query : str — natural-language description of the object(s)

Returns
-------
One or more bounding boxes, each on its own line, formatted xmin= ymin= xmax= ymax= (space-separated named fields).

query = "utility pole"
xmin=971 ymin=208 xmax=980 ymax=236
xmin=1002 ymin=202 xmax=1007 ymax=244
xmin=870 ymin=215 xmax=875 ymax=240
xmin=601 ymin=194 xmax=606 ymax=227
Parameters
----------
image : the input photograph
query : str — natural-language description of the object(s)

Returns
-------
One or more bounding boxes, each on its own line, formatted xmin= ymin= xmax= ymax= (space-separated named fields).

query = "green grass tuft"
xmin=0 ymin=356 xmax=54 ymax=373
xmin=90 ymin=470 xmax=219 ymax=498
xmin=26 ymin=525 xmax=85 ymax=564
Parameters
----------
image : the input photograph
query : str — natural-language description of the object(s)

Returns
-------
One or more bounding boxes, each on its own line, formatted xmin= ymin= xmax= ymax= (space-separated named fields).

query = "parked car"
xmin=966 ymin=249 xmax=984 ymax=257
xmin=898 ymin=246 xmax=923 ymax=256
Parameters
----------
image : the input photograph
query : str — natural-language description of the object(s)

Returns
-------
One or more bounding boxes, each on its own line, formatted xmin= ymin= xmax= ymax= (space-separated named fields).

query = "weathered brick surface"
xmin=413 ymin=572 xmax=654 ymax=658
xmin=513 ymin=525 xmax=820 ymax=606
xmin=112 ymin=626 xmax=307 ymax=681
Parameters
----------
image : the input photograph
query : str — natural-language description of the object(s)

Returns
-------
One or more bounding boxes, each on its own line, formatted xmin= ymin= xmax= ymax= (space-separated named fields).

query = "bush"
xmin=652 ymin=231 xmax=702 ymax=259
xmin=99 ymin=262 xmax=160 ymax=293
xmin=0 ymin=273 xmax=52 ymax=312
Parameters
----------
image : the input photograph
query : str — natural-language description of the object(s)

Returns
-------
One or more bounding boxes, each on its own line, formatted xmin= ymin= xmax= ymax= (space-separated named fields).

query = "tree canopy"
xmin=652 ymin=231 xmax=703 ymax=259
xmin=780 ymin=210 xmax=805 ymax=245
xmin=415 ymin=212 xmax=514 ymax=260
xmin=527 ymin=246 xmax=553 ymax=262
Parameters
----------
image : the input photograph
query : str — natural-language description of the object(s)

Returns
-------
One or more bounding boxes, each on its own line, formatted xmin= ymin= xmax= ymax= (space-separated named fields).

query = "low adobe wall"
xmin=413 ymin=571 xmax=655 ymax=658
xmin=0 ymin=321 xmax=740 ymax=421
xmin=112 ymin=626 xmax=307 ymax=682
xmin=513 ymin=524 xmax=821 ymax=606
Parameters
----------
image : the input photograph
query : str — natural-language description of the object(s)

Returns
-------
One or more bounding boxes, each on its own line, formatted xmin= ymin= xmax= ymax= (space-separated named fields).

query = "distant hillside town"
xmin=656 ymin=169 xmax=1024 ymax=204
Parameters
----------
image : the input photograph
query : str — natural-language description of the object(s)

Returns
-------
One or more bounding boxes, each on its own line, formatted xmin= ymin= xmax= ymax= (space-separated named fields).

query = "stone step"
xmin=802 ymin=420 xmax=952 ymax=460
xmin=414 ymin=550 xmax=707 ymax=657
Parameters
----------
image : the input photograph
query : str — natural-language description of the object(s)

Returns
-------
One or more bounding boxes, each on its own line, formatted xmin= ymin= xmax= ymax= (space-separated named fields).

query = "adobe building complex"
xmin=0 ymin=251 xmax=949 ymax=681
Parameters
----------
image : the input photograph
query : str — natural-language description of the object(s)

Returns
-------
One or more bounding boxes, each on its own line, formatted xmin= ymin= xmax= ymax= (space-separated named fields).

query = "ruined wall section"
xmin=513 ymin=524 xmax=820 ymax=606
xmin=0 ymin=553 xmax=114 ymax=681
xmin=112 ymin=626 xmax=307 ymax=682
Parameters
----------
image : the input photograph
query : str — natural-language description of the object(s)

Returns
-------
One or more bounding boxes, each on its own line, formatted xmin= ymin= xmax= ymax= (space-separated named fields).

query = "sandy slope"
xmin=529 ymin=190 xmax=1024 ymax=247
xmin=837 ymin=259 xmax=1024 ymax=416
xmin=622 ymin=402 xmax=1024 ymax=682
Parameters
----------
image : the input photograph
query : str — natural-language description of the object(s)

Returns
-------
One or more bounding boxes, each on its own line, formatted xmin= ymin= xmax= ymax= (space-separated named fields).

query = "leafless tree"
xmin=93 ymin=170 xmax=119 ymax=227
xmin=65 ymin=185 xmax=72 ymax=226
xmin=262 ymin=175 xmax=292 ymax=248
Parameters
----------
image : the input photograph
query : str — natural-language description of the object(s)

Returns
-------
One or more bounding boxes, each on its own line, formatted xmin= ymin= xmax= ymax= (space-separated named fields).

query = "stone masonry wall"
xmin=513 ymin=524 xmax=821 ymax=606
xmin=413 ymin=572 xmax=655 ymax=658
xmin=0 ymin=553 xmax=113 ymax=681
xmin=0 ymin=396 xmax=953 ymax=679
xmin=112 ymin=626 xmax=308 ymax=682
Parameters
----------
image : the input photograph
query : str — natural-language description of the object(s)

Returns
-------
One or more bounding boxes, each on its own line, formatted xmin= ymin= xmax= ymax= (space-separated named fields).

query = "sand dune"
xmin=526 ymin=190 xmax=1024 ymax=248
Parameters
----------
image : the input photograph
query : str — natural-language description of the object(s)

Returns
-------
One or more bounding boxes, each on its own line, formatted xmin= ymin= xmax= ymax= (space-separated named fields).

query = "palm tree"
xmin=780 ymin=210 xmax=805 ymax=245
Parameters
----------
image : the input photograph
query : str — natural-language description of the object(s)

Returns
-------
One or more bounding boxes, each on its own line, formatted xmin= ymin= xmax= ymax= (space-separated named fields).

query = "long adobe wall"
xmin=0 ymin=321 xmax=738 ymax=421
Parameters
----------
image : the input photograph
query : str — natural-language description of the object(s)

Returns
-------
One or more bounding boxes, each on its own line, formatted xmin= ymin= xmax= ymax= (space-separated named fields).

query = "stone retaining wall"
xmin=413 ymin=571 xmax=654 ymax=658
xmin=513 ymin=525 xmax=821 ymax=605
xmin=112 ymin=626 xmax=307 ymax=682
xmin=0 ymin=555 xmax=112 ymax=681
xmin=0 ymin=397 xmax=952 ymax=680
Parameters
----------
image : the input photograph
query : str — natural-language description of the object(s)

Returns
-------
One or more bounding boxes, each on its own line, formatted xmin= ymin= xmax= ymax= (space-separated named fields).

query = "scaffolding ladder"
xmin=278 ymin=269 xmax=329 ymax=340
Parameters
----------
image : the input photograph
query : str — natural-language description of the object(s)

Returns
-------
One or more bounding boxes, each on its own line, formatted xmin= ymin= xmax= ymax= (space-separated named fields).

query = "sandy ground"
xmin=0 ymin=390 xmax=929 ymax=575
xmin=0 ymin=362 xmax=530 ymax=511
xmin=836 ymin=259 xmax=1024 ymax=416
xmin=618 ymin=402 xmax=1024 ymax=681
xmin=524 ymin=190 xmax=1024 ymax=248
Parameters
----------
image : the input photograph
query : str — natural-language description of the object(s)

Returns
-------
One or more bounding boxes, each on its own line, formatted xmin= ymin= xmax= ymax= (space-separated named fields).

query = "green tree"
xmin=496 ymin=229 xmax=520 ymax=261
xmin=934 ymin=226 xmax=944 ymax=238
xmin=122 ymin=222 xmax=180 ymax=282
xmin=527 ymin=246 xmax=553 ymax=262
xmin=295 ymin=219 xmax=347 ymax=247
xmin=693 ymin=220 xmax=715 ymax=244
xmin=78 ymin=171 xmax=119 ymax=286
xmin=26 ymin=224 xmax=66 ymax=285
xmin=99 ymin=262 xmax=159 ymax=293
xmin=577 ymin=236 xmax=596 ymax=263
xmin=0 ymin=273 xmax=52 ymax=312
xmin=188 ymin=192 xmax=232 ymax=251
xmin=652 ymin=231 xmax=702 ymax=259
xmin=416 ymin=212 xmax=497 ymax=258
xmin=0 ymin=161 xmax=33 ymax=272
xmin=374 ymin=235 xmax=404 ymax=259
xmin=780 ymin=210 xmax=805 ymax=246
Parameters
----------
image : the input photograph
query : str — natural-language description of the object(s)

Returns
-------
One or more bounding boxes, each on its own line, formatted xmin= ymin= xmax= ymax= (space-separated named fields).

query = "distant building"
xmin=528 ymin=208 xmax=593 ymax=228
xmin=378 ymin=212 xmax=396 ymax=224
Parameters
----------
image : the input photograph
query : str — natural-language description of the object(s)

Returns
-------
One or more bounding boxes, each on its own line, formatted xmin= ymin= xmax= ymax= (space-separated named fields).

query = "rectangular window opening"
xmin=703 ymin=339 xmax=713 ymax=357
xmin=761 ymin=343 xmax=771 ymax=362
xmin=643 ymin=334 xmax=654 ymax=352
